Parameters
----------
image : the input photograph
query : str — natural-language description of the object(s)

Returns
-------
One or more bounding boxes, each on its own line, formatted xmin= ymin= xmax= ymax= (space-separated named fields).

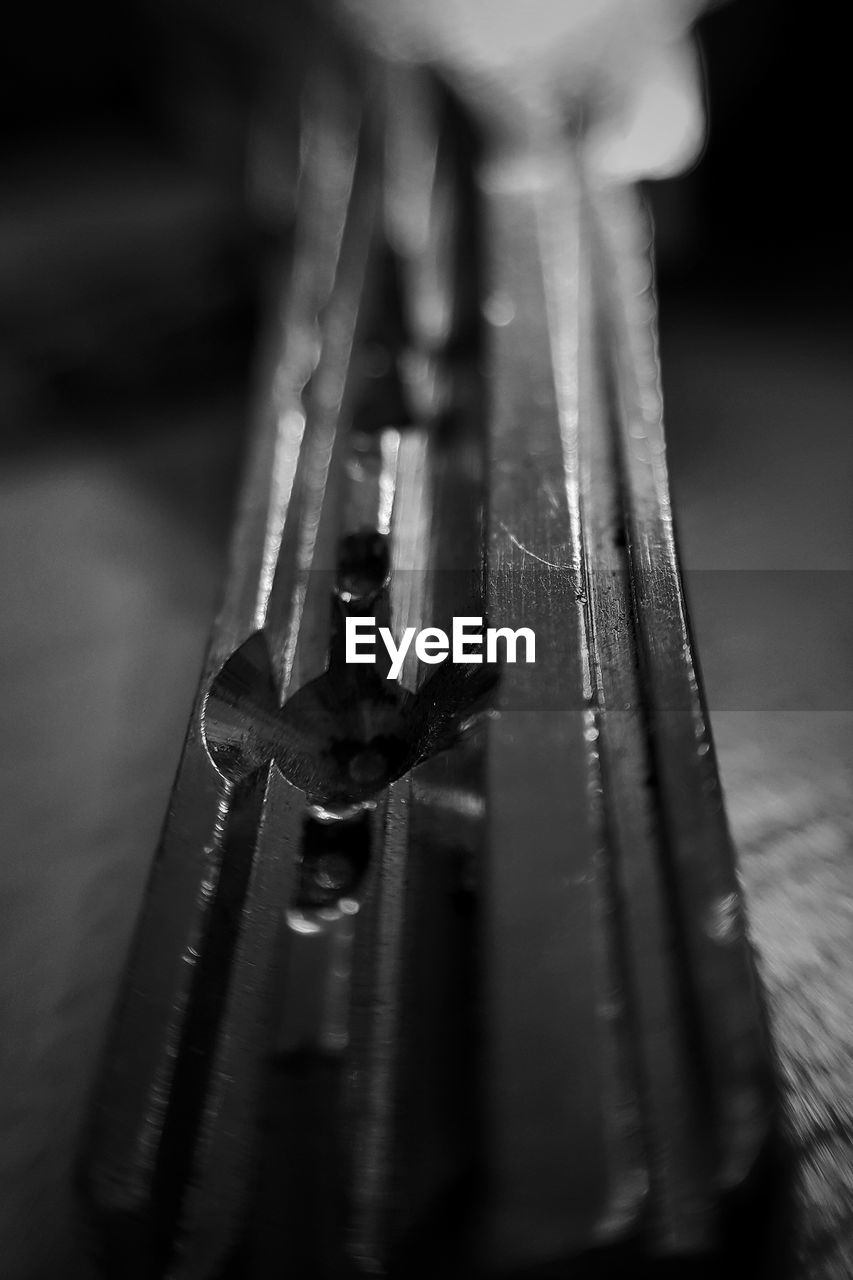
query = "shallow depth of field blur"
xmin=1 ymin=2 xmax=851 ymax=1277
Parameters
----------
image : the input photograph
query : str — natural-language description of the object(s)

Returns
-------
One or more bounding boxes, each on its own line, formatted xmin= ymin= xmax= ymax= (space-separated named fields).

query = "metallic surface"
xmin=591 ymin=181 xmax=775 ymax=1199
xmin=479 ymin=149 xmax=647 ymax=1270
xmin=80 ymin=46 xmax=779 ymax=1280
xmin=81 ymin=69 xmax=384 ymax=1276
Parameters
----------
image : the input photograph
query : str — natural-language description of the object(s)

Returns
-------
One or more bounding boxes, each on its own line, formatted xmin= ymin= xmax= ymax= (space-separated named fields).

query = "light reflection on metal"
xmin=80 ymin=12 xmax=780 ymax=1277
xmin=254 ymin=408 xmax=306 ymax=632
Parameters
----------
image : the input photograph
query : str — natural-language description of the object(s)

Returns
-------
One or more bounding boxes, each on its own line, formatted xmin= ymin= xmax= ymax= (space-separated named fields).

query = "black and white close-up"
xmin=1 ymin=1 xmax=851 ymax=1277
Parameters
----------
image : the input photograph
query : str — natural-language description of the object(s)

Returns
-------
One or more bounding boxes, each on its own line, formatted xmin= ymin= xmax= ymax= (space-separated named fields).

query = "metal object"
xmin=80 ymin=38 xmax=780 ymax=1280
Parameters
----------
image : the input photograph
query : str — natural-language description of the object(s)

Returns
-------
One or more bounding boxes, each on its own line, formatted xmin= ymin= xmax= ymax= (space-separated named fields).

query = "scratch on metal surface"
xmin=498 ymin=523 xmax=586 ymax=601
xmin=499 ymin=523 xmax=563 ymax=570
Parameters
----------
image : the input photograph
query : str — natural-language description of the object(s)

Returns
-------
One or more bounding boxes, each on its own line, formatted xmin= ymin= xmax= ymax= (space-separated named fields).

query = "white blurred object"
xmin=343 ymin=0 xmax=707 ymax=178
xmin=585 ymin=33 xmax=705 ymax=180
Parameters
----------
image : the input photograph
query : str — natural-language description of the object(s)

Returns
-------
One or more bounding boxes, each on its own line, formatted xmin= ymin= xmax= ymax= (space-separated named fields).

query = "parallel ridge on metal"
xmin=345 ymin=433 xmax=486 ymax=1276
xmin=343 ymin=64 xmax=479 ymax=1264
xmin=476 ymin=143 xmax=776 ymax=1273
xmin=82 ymin=73 xmax=381 ymax=1279
xmin=347 ymin=69 xmax=486 ymax=1274
xmin=588 ymin=182 xmax=775 ymax=1201
xmin=478 ymin=146 xmax=647 ymax=1275
xmin=346 ymin=430 xmax=431 ymax=1269
xmin=574 ymin=192 xmax=713 ymax=1253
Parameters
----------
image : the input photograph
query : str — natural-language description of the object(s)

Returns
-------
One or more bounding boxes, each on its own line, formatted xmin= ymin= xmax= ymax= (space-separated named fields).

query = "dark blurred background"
xmin=1 ymin=2 xmax=851 ymax=1277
